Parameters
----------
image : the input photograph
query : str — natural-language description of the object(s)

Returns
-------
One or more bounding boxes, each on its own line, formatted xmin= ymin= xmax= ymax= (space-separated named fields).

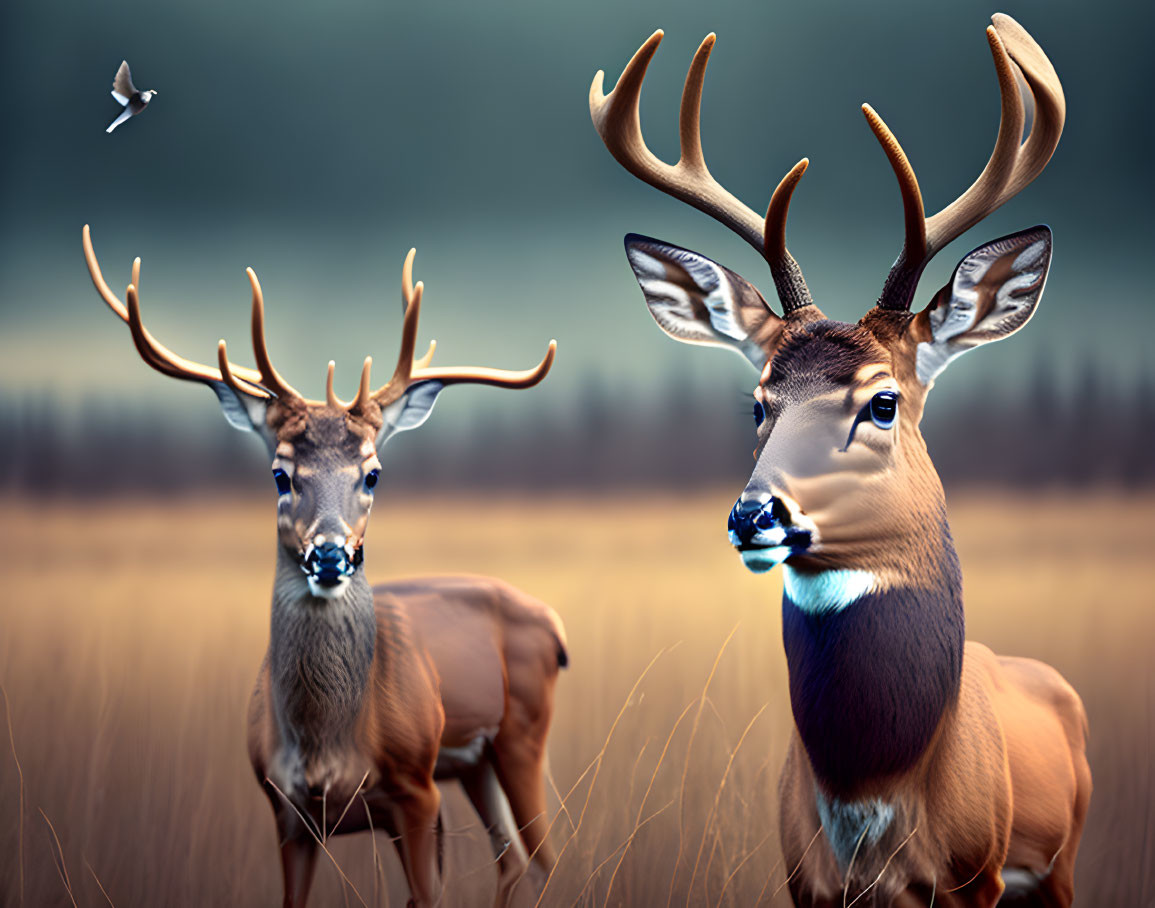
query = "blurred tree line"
xmin=2 ymin=359 xmax=1152 ymax=497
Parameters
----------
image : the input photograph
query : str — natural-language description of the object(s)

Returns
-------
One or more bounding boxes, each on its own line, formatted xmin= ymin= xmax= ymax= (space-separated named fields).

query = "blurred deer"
xmin=83 ymin=228 xmax=566 ymax=908
xmin=592 ymin=14 xmax=1089 ymax=905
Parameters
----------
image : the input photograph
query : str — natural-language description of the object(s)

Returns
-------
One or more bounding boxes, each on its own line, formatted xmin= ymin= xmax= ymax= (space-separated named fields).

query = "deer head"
xmin=592 ymin=15 xmax=1062 ymax=591
xmin=83 ymin=227 xmax=556 ymax=597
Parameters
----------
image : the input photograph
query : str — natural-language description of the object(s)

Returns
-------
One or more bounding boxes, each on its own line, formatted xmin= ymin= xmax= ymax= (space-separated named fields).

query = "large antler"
xmin=590 ymin=31 xmax=815 ymax=314
xmin=369 ymin=248 xmax=557 ymax=409
xmin=83 ymin=224 xmax=302 ymax=402
xmin=86 ymin=227 xmax=556 ymax=415
xmin=867 ymin=14 xmax=1065 ymax=311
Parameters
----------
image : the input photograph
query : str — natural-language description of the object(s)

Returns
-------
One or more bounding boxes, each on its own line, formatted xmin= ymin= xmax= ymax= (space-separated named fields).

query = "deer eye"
xmin=363 ymin=469 xmax=380 ymax=493
xmin=753 ymin=401 xmax=765 ymax=427
xmin=272 ymin=468 xmax=292 ymax=496
xmin=869 ymin=391 xmax=898 ymax=429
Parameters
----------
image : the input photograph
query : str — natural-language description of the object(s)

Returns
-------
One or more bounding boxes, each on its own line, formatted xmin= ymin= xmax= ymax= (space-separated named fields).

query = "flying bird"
xmin=106 ymin=61 xmax=157 ymax=134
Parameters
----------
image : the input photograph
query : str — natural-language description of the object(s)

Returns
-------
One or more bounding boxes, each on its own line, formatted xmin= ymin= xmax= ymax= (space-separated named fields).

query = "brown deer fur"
xmin=592 ymin=14 xmax=1090 ymax=906
xmin=82 ymin=229 xmax=564 ymax=908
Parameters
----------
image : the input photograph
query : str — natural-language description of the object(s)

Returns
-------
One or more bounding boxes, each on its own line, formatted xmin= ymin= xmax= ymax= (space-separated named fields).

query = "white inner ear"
xmin=626 ymin=244 xmax=768 ymax=370
xmin=376 ymin=380 xmax=444 ymax=448
xmin=208 ymin=380 xmax=277 ymax=451
xmin=209 ymin=380 xmax=266 ymax=431
xmin=916 ymin=235 xmax=1049 ymax=386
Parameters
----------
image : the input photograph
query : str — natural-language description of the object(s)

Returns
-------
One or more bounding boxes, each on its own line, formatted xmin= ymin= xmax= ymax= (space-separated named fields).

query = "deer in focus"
xmin=591 ymin=14 xmax=1089 ymax=906
xmin=83 ymin=226 xmax=566 ymax=908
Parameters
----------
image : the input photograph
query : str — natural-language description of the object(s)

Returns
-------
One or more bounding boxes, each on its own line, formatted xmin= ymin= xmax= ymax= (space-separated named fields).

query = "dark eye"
xmin=869 ymin=391 xmax=898 ymax=429
xmin=363 ymin=469 xmax=380 ymax=493
xmin=753 ymin=401 xmax=765 ymax=427
xmin=272 ymin=468 xmax=292 ymax=496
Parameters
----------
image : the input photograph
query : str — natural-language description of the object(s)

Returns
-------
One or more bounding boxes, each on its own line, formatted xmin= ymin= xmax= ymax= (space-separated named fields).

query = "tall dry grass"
xmin=0 ymin=490 xmax=1152 ymax=906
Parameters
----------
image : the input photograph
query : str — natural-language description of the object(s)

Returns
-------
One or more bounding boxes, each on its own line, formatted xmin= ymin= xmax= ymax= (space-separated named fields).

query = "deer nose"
xmin=727 ymin=496 xmax=792 ymax=547
xmin=304 ymin=541 xmax=352 ymax=587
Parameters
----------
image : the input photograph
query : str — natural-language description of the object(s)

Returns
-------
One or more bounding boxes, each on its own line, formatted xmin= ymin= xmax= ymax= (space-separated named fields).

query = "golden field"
xmin=0 ymin=490 xmax=1152 ymax=906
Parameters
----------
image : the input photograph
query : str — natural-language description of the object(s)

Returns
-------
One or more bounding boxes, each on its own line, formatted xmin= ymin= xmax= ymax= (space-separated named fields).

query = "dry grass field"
xmin=0 ymin=490 xmax=1152 ymax=906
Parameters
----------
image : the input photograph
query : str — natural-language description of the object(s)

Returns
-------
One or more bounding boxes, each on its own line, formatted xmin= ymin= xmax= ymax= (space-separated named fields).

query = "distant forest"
xmin=3 ymin=360 xmax=1152 ymax=497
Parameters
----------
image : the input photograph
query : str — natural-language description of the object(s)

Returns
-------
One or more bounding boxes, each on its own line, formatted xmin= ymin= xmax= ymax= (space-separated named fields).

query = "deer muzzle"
xmin=728 ymin=492 xmax=815 ymax=574
xmin=300 ymin=540 xmax=363 ymax=597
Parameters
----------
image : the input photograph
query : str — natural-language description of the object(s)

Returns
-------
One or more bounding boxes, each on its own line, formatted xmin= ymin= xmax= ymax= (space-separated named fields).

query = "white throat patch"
xmin=783 ymin=567 xmax=877 ymax=615
xmin=306 ymin=575 xmax=350 ymax=599
xmin=815 ymin=789 xmax=895 ymax=869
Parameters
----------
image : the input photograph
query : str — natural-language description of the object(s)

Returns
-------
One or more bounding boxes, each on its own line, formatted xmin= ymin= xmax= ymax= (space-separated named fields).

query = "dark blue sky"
xmin=2 ymin=0 xmax=1151 ymax=435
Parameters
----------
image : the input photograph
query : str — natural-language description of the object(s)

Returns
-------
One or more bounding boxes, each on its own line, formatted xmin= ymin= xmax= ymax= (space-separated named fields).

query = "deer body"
xmin=83 ymin=232 xmax=563 ymax=908
xmin=592 ymin=14 xmax=1090 ymax=906
xmin=774 ymin=491 xmax=1087 ymax=903
xmin=249 ymin=564 xmax=566 ymax=906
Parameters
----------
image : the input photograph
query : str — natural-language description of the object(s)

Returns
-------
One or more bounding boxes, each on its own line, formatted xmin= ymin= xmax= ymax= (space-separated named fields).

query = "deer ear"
xmin=624 ymin=234 xmax=782 ymax=370
xmin=208 ymin=380 xmax=268 ymax=433
xmin=910 ymin=226 xmax=1052 ymax=386
xmin=375 ymin=381 xmax=444 ymax=448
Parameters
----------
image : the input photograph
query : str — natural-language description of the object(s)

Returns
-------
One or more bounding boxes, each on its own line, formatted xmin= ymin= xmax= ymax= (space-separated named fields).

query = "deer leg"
xmin=955 ymin=868 xmax=1006 ymax=907
xmin=491 ymin=653 xmax=561 ymax=891
xmin=390 ymin=780 xmax=443 ymax=908
xmin=275 ymin=816 xmax=319 ymax=908
xmin=490 ymin=731 xmax=553 ymax=896
xmin=265 ymin=784 xmax=322 ymax=908
xmin=1035 ymin=750 xmax=1091 ymax=908
xmin=1034 ymin=851 xmax=1076 ymax=906
xmin=462 ymin=759 xmax=531 ymax=907
xmin=1022 ymin=843 xmax=1080 ymax=907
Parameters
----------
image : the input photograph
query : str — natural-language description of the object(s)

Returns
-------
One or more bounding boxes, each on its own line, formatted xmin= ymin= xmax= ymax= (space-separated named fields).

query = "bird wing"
xmin=105 ymin=106 xmax=134 ymax=133
xmin=112 ymin=61 xmax=136 ymax=99
xmin=111 ymin=89 xmax=129 ymax=106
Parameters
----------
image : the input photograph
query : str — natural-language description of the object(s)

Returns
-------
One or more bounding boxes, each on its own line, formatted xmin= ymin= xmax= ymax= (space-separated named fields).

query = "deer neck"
xmin=267 ymin=547 xmax=377 ymax=761
xmin=780 ymin=506 xmax=965 ymax=799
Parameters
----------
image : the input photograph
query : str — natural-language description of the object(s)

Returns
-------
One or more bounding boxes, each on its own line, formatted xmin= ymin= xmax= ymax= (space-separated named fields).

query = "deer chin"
xmin=306 ymin=574 xmax=352 ymax=599
xmin=736 ymin=526 xmax=814 ymax=574
xmin=738 ymin=546 xmax=792 ymax=574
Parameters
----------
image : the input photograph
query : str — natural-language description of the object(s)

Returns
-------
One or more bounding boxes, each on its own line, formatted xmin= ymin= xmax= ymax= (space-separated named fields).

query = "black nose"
xmin=306 ymin=542 xmax=350 ymax=586
xmin=727 ymin=496 xmax=790 ymax=546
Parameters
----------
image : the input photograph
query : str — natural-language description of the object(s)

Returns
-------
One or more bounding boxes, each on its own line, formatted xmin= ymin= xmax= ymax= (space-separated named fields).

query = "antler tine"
xmin=764 ymin=159 xmax=815 ymax=312
xmin=216 ymin=339 xmax=262 ymax=398
xmin=372 ymin=248 xmax=557 ymax=404
xmin=676 ymin=32 xmax=711 ymax=171
xmin=589 ymin=32 xmax=760 ymax=245
xmin=863 ymin=105 xmax=930 ymax=309
xmin=871 ymin=15 xmax=1063 ymax=310
xmin=83 ymin=224 xmax=130 ymax=321
xmin=982 ymin=15 xmax=1065 ymax=215
xmin=922 ymin=24 xmax=1027 ymax=255
xmin=325 ymin=361 xmax=344 ymax=408
xmin=414 ymin=340 xmax=436 ymax=371
xmin=123 ymin=283 xmax=190 ymax=381
xmin=411 ymin=339 xmax=557 ymax=390
xmin=351 ymin=357 xmax=373 ymax=411
xmin=402 ymin=246 xmax=417 ymax=311
xmin=400 ymin=248 xmax=438 ymax=370
xmin=247 ymin=267 xmax=304 ymax=402
xmin=591 ymin=32 xmax=815 ymax=312
xmin=125 ymin=283 xmax=271 ymax=398
xmin=84 ymin=225 xmax=269 ymax=396
xmin=324 ymin=357 xmax=375 ymax=412
xmin=371 ymin=251 xmax=425 ymax=407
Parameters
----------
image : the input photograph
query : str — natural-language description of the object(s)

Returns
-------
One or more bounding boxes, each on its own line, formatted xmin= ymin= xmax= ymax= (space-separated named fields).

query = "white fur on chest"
xmin=264 ymin=742 xmax=381 ymax=839
xmin=815 ymin=789 xmax=895 ymax=869
xmin=784 ymin=566 xmax=878 ymax=615
xmin=267 ymin=740 xmax=372 ymax=815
